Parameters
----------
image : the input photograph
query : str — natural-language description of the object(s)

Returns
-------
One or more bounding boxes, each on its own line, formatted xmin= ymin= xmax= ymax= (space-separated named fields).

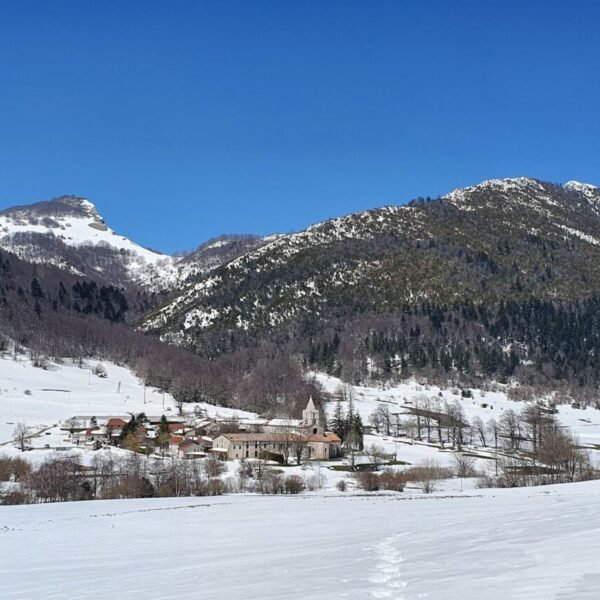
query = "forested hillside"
xmin=142 ymin=178 xmax=600 ymax=395
xmin=0 ymin=245 xmax=319 ymax=416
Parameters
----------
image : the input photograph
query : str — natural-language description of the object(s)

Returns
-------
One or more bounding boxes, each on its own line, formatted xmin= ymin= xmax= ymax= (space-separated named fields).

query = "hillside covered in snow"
xmin=0 ymin=195 xmax=271 ymax=291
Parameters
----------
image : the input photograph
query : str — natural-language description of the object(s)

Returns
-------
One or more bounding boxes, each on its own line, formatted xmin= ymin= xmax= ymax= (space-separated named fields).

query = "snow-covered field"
xmin=315 ymin=372 xmax=600 ymax=466
xmin=2 ymin=481 xmax=600 ymax=599
xmin=0 ymin=354 xmax=177 ymax=447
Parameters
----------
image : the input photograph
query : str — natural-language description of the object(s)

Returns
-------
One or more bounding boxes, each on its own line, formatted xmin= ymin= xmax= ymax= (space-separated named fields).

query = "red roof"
xmin=106 ymin=418 xmax=128 ymax=428
xmin=179 ymin=438 xmax=198 ymax=447
xmin=169 ymin=435 xmax=185 ymax=445
xmin=307 ymin=432 xmax=341 ymax=443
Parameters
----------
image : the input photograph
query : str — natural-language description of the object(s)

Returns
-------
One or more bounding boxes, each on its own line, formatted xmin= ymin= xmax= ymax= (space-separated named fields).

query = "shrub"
xmin=93 ymin=363 xmax=108 ymax=378
xmin=303 ymin=464 xmax=326 ymax=490
xmin=1 ymin=489 xmax=29 ymax=505
xmin=11 ymin=457 xmax=32 ymax=482
xmin=453 ymin=453 xmax=478 ymax=478
xmin=207 ymin=478 xmax=225 ymax=496
xmin=0 ymin=457 xmax=14 ymax=481
xmin=258 ymin=470 xmax=284 ymax=494
xmin=284 ymin=474 xmax=305 ymax=494
xmin=476 ymin=475 xmax=496 ymax=489
xmin=304 ymin=472 xmax=325 ymax=491
xmin=379 ymin=468 xmax=406 ymax=491
xmin=336 ymin=479 xmax=347 ymax=492
xmin=404 ymin=460 xmax=452 ymax=494
xmin=354 ymin=471 xmax=380 ymax=492
xmin=156 ymin=478 xmax=178 ymax=497
xmin=203 ymin=455 xmax=227 ymax=478
xmin=237 ymin=459 xmax=254 ymax=480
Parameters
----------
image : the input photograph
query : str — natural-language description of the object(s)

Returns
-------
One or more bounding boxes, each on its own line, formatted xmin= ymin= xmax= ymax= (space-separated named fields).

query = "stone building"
xmin=212 ymin=397 xmax=341 ymax=461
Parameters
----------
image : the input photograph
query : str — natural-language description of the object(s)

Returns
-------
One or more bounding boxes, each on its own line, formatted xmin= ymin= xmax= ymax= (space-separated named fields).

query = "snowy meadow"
xmin=2 ymin=482 xmax=600 ymax=599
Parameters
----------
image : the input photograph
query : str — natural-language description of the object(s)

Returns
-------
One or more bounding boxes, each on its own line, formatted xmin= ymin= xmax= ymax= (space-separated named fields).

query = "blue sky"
xmin=1 ymin=1 xmax=599 ymax=253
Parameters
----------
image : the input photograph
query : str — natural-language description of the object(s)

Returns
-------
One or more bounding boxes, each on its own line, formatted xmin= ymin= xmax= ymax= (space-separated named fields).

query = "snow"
xmin=0 ymin=198 xmax=184 ymax=287
xmin=0 ymin=353 xmax=177 ymax=447
xmin=142 ymin=204 xmax=425 ymax=333
xmin=3 ymin=358 xmax=600 ymax=598
xmin=0 ymin=202 xmax=169 ymax=262
xmin=183 ymin=307 xmax=220 ymax=329
xmin=4 ymin=350 xmax=600 ymax=473
xmin=314 ymin=373 xmax=600 ymax=464
xmin=557 ymin=223 xmax=600 ymax=246
xmin=0 ymin=198 xmax=273 ymax=290
xmin=564 ymin=180 xmax=599 ymax=194
xmin=3 ymin=481 xmax=600 ymax=599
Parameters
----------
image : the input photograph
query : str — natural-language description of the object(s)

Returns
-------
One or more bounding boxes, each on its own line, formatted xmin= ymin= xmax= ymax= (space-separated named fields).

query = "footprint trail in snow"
xmin=369 ymin=534 xmax=408 ymax=599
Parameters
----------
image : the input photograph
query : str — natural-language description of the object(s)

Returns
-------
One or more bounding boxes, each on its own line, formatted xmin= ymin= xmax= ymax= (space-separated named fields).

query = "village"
xmin=4 ymin=354 xmax=600 ymax=505
xmin=61 ymin=397 xmax=343 ymax=464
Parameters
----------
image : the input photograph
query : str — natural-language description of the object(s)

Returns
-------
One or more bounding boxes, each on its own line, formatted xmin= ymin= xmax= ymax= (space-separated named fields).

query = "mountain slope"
xmin=0 ymin=195 xmax=271 ymax=291
xmin=0 ymin=195 xmax=173 ymax=288
xmin=142 ymin=177 xmax=600 ymax=344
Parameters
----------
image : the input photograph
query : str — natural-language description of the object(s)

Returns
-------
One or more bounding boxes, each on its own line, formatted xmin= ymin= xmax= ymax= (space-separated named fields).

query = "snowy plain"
xmin=2 ymin=482 xmax=600 ymax=599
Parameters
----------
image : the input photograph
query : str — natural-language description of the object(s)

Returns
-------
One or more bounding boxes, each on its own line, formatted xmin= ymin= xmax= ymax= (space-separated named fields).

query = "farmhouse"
xmin=212 ymin=432 xmax=302 ymax=460
xmin=212 ymin=397 xmax=342 ymax=461
xmin=177 ymin=438 xmax=205 ymax=458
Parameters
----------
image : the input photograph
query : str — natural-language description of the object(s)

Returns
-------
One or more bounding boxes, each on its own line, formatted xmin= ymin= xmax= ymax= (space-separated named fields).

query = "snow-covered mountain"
xmin=0 ymin=195 xmax=175 ymax=288
xmin=0 ymin=195 xmax=271 ymax=291
xmin=141 ymin=177 xmax=600 ymax=343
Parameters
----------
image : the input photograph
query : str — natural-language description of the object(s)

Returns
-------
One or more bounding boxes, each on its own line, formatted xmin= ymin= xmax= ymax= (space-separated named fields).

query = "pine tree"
xmin=330 ymin=399 xmax=346 ymax=440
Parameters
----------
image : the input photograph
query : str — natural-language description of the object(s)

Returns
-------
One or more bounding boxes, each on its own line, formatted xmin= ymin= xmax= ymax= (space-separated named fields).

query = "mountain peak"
xmin=0 ymin=194 xmax=103 ymax=223
xmin=480 ymin=176 xmax=541 ymax=188
xmin=51 ymin=195 xmax=99 ymax=215
xmin=442 ymin=177 xmax=546 ymax=211
xmin=563 ymin=180 xmax=599 ymax=192
xmin=46 ymin=195 xmax=105 ymax=222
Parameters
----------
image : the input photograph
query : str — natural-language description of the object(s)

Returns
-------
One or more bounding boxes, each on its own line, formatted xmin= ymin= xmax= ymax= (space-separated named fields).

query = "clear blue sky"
xmin=1 ymin=1 xmax=599 ymax=253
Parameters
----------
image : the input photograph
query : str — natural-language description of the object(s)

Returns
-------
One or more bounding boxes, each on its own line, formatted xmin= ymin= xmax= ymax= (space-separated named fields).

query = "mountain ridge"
xmin=140 ymin=177 xmax=600 ymax=348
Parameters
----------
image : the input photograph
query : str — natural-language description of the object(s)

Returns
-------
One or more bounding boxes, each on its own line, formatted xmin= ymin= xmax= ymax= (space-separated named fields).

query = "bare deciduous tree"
xmin=472 ymin=416 xmax=487 ymax=447
xmin=453 ymin=452 xmax=477 ymax=478
xmin=365 ymin=443 xmax=388 ymax=471
xmin=13 ymin=422 xmax=28 ymax=452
